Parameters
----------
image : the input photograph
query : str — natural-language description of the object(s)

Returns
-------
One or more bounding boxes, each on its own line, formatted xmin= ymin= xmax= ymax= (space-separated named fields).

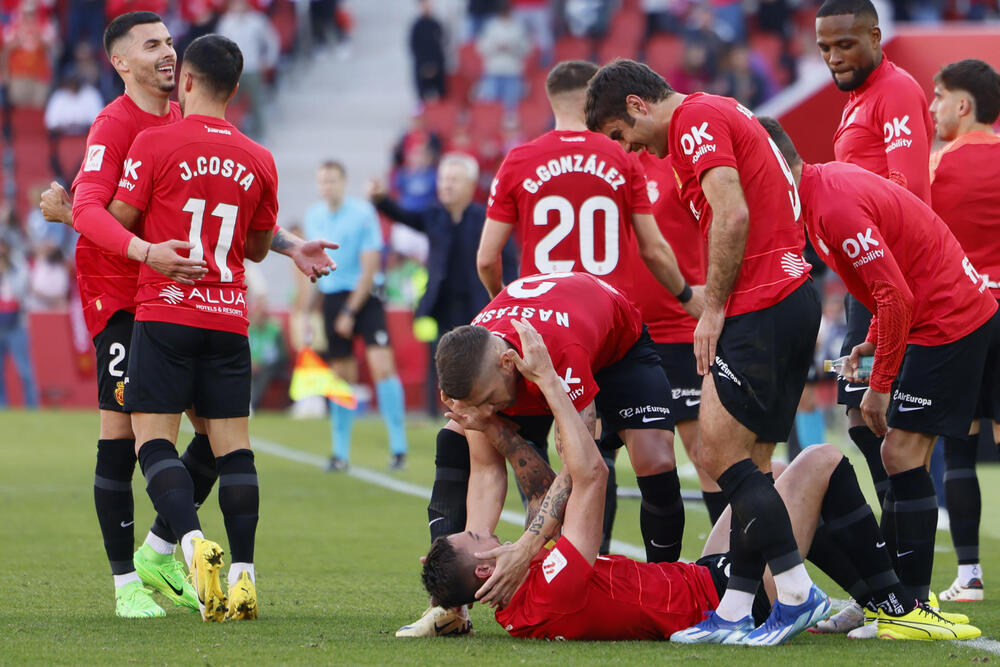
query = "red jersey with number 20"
xmin=113 ymin=114 xmax=279 ymax=336
xmin=668 ymin=93 xmax=810 ymax=317
xmin=487 ymin=130 xmax=650 ymax=293
xmin=635 ymin=152 xmax=705 ymax=343
xmin=71 ymin=95 xmax=182 ymax=338
xmin=470 ymin=272 xmax=643 ymax=416
xmin=495 ymin=536 xmax=719 ymax=640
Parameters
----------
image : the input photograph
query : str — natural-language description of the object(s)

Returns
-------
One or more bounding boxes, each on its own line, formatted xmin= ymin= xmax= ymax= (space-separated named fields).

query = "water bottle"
xmin=824 ymin=355 xmax=874 ymax=380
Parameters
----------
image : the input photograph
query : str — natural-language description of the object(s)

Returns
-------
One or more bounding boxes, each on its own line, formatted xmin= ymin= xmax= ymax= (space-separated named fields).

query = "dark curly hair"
xmin=422 ymin=536 xmax=479 ymax=609
xmin=585 ymin=59 xmax=674 ymax=131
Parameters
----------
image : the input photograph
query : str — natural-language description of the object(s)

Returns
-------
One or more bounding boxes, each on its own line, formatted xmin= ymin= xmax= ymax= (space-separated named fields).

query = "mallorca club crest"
xmin=114 ymin=380 xmax=125 ymax=406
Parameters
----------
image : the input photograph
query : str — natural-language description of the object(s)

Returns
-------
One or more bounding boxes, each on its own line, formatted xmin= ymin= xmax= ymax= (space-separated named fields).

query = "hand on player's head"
xmin=507 ymin=318 xmax=556 ymax=385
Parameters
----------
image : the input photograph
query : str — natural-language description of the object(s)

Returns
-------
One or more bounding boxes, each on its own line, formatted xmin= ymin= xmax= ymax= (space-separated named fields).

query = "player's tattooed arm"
xmin=486 ymin=415 xmax=556 ymax=512
xmin=270 ymin=227 xmax=339 ymax=283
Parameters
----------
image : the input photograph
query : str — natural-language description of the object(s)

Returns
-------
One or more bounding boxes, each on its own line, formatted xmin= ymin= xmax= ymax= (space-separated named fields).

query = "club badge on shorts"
xmin=115 ymin=380 xmax=125 ymax=406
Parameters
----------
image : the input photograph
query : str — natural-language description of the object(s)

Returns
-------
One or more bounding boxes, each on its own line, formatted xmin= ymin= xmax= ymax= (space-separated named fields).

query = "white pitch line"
xmin=955 ymin=638 xmax=1000 ymax=657
xmin=250 ymin=436 xmax=649 ymax=561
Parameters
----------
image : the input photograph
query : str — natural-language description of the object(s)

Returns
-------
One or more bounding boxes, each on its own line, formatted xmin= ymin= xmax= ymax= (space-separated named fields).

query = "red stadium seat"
xmin=597 ymin=34 xmax=639 ymax=65
xmin=553 ymin=36 xmax=593 ymax=63
xmin=643 ymin=34 xmax=683 ymax=77
xmin=421 ymin=99 xmax=462 ymax=135
xmin=517 ymin=97 xmax=553 ymax=139
xmin=270 ymin=0 xmax=299 ymax=54
xmin=467 ymin=100 xmax=505 ymax=140
xmin=11 ymin=108 xmax=50 ymax=218
xmin=749 ymin=31 xmax=790 ymax=85
xmin=604 ymin=9 xmax=645 ymax=50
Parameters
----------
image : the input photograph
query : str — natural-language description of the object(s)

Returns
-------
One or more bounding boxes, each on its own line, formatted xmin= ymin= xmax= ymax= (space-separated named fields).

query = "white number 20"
xmin=182 ymin=198 xmax=239 ymax=282
xmin=532 ymin=195 xmax=620 ymax=275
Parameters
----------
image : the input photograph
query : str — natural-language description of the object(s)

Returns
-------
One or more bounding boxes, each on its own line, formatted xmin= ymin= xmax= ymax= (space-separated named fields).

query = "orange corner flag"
xmin=289 ymin=348 xmax=357 ymax=409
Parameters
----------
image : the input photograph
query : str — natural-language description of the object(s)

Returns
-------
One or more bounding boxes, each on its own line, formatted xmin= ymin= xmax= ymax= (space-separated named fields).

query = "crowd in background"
xmin=0 ymin=0 xmax=997 ymax=410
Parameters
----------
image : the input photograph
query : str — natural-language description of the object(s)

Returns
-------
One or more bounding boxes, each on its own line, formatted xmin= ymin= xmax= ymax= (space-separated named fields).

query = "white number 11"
xmin=182 ymin=197 xmax=239 ymax=282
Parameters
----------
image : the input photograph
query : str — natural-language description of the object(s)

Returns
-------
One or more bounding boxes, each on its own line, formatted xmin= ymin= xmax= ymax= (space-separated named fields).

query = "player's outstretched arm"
xmin=269 ymin=227 xmax=338 ymax=283
xmin=509 ymin=318 xmax=607 ymax=563
xmin=476 ymin=218 xmax=514 ymax=299
xmin=694 ymin=165 xmax=749 ymax=375
xmin=632 ymin=212 xmax=704 ymax=319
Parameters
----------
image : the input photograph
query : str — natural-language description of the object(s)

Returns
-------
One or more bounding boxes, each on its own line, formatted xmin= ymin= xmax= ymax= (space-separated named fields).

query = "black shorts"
xmin=92 ymin=310 xmax=134 ymax=412
xmin=975 ymin=302 xmax=1000 ymax=422
xmin=837 ymin=293 xmax=874 ymax=408
xmin=711 ymin=282 xmax=821 ymax=443
xmin=696 ymin=553 xmax=771 ymax=626
xmin=322 ymin=291 xmax=390 ymax=358
xmin=594 ymin=328 xmax=674 ymax=450
xmin=124 ymin=321 xmax=251 ymax=419
xmin=654 ymin=342 xmax=701 ymax=423
xmin=888 ymin=312 xmax=996 ymax=439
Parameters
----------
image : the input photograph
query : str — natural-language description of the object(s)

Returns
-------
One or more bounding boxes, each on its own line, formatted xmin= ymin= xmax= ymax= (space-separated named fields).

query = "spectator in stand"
xmin=304 ymin=160 xmax=409 ymax=472
xmin=669 ymin=40 xmax=715 ymax=94
xmin=27 ymin=240 xmax=69 ymax=310
xmin=563 ymin=0 xmax=614 ymax=38
xmin=217 ymin=0 xmax=280 ymax=139
xmin=476 ymin=2 xmax=530 ymax=112
xmin=642 ymin=0 xmax=686 ymax=36
xmin=0 ymin=230 xmax=38 ymax=409
xmin=711 ymin=0 xmax=747 ymax=43
xmin=175 ymin=0 xmax=222 ymax=62
xmin=512 ymin=0 xmax=553 ymax=64
xmin=682 ymin=4 xmax=724 ymax=72
xmin=393 ymin=138 xmax=438 ymax=213
xmin=368 ymin=152 xmax=518 ymax=415
xmin=467 ymin=0 xmax=502 ymax=39
xmin=44 ymin=68 xmax=104 ymax=135
xmin=410 ymin=0 xmax=447 ymax=102
xmin=715 ymin=43 xmax=771 ymax=109
xmin=757 ymin=0 xmax=793 ymax=37
xmin=61 ymin=0 xmax=106 ymax=64
xmin=392 ymin=114 xmax=442 ymax=169
xmin=2 ymin=0 xmax=57 ymax=109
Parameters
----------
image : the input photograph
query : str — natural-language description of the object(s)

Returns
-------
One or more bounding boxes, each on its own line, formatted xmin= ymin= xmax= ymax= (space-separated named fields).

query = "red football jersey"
xmin=929 ymin=131 xmax=1000 ymax=299
xmin=114 ymin=115 xmax=279 ymax=336
xmin=799 ymin=162 xmax=997 ymax=387
xmin=833 ymin=57 xmax=933 ymax=203
xmin=635 ymin=152 xmax=705 ymax=344
xmin=486 ymin=129 xmax=650 ymax=293
xmin=71 ymin=95 xmax=182 ymax=338
xmin=470 ymin=272 xmax=643 ymax=415
xmin=668 ymin=93 xmax=810 ymax=317
xmin=494 ymin=536 xmax=720 ymax=640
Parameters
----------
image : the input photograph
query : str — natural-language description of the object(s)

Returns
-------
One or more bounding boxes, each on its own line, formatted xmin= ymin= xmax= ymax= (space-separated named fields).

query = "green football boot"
xmin=134 ymin=543 xmax=199 ymax=611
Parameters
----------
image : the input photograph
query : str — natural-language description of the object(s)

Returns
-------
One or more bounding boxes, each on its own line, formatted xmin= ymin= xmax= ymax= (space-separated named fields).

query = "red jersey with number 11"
xmin=668 ymin=93 xmax=810 ymax=317
xmin=487 ymin=130 xmax=650 ymax=293
xmin=470 ymin=272 xmax=643 ymax=416
xmin=113 ymin=114 xmax=278 ymax=335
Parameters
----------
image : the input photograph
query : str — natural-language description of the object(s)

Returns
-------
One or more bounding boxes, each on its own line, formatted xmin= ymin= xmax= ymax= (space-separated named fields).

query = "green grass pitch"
xmin=1 ymin=409 xmax=997 ymax=664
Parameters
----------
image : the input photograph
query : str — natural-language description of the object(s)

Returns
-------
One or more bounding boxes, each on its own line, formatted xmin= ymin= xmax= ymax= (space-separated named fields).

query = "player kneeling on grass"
xmin=107 ymin=34 xmax=278 ymax=622
xmin=420 ymin=318 xmax=981 ymax=643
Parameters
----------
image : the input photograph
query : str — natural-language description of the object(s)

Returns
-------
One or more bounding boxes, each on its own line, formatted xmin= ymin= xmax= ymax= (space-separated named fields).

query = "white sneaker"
xmin=847 ymin=619 xmax=879 ymax=639
xmin=810 ymin=599 xmax=865 ymax=633
xmin=395 ymin=606 xmax=473 ymax=638
xmin=939 ymin=577 xmax=984 ymax=602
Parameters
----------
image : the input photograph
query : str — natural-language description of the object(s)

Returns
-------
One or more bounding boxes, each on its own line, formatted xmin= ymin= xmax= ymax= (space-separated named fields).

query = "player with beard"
xmin=110 ymin=33 xmax=279 ymax=622
xmin=763 ymin=117 xmax=996 ymax=636
xmin=422 ymin=317 xmax=979 ymax=642
xmin=927 ymin=59 xmax=1000 ymax=603
xmin=812 ymin=6 xmax=933 ymax=608
xmin=39 ymin=12 xmax=335 ymax=619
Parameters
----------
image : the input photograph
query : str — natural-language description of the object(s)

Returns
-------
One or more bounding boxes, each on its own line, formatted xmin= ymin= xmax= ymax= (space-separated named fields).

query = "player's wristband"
xmin=675 ymin=283 xmax=693 ymax=304
xmin=341 ymin=306 xmax=356 ymax=317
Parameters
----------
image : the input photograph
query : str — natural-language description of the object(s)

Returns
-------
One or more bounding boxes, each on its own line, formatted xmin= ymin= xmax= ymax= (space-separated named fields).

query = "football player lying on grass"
xmin=419 ymin=318 xmax=981 ymax=643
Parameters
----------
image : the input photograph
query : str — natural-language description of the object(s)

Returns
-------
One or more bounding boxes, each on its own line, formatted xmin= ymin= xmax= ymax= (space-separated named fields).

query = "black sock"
xmin=820 ymin=457 xmax=910 ymax=614
xmin=600 ymin=452 xmax=617 ymax=556
xmin=718 ymin=459 xmax=802 ymax=576
xmin=808 ymin=522 xmax=872 ymax=604
xmin=150 ymin=432 xmax=218 ymax=543
xmin=637 ymin=469 xmax=684 ymax=562
xmin=427 ymin=429 xmax=469 ymax=542
xmin=726 ymin=471 xmax=773 ymax=598
xmin=849 ymin=425 xmax=889 ymax=506
xmin=216 ymin=449 xmax=259 ymax=563
xmin=943 ymin=434 xmax=981 ymax=565
xmin=94 ymin=438 xmax=138 ymax=575
xmin=702 ymin=490 xmax=727 ymax=527
xmin=890 ymin=465 xmax=938 ymax=602
xmin=879 ymin=486 xmax=898 ymax=572
xmin=138 ymin=439 xmax=200 ymax=541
